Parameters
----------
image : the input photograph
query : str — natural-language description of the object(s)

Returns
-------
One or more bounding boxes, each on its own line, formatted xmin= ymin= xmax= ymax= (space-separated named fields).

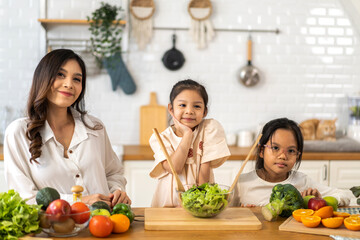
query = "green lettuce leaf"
xmin=0 ymin=189 xmax=41 ymax=240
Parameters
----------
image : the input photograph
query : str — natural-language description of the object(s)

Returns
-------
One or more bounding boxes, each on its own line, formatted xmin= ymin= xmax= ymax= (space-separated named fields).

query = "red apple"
xmin=46 ymin=199 xmax=71 ymax=222
xmin=307 ymin=197 xmax=327 ymax=211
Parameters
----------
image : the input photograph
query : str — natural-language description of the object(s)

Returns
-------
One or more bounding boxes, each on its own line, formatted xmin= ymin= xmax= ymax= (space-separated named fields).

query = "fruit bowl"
xmin=39 ymin=209 xmax=91 ymax=237
xmin=177 ymin=183 xmax=233 ymax=218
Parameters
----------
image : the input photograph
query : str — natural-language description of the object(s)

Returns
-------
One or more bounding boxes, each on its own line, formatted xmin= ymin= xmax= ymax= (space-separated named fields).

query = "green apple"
xmin=303 ymin=195 xmax=315 ymax=208
xmin=91 ymin=208 xmax=111 ymax=217
xmin=323 ymin=196 xmax=338 ymax=211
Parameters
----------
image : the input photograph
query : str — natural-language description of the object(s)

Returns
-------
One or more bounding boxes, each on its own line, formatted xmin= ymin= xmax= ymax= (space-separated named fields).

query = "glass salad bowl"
xmin=38 ymin=209 xmax=91 ymax=237
xmin=177 ymin=183 xmax=233 ymax=218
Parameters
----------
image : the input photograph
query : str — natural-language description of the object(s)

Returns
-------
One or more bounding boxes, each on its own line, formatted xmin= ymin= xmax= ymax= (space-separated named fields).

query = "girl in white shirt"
xmin=149 ymin=80 xmax=230 ymax=207
xmin=231 ymin=118 xmax=353 ymax=207
xmin=4 ymin=49 xmax=131 ymax=206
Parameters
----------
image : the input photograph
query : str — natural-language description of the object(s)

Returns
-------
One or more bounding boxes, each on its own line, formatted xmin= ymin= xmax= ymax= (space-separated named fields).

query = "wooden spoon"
xmin=229 ymin=134 xmax=262 ymax=194
xmin=153 ymin=128 xmax=185 ymax=192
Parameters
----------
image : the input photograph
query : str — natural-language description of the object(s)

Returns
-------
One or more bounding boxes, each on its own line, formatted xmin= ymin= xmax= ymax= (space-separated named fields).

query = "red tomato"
xmin=70 ymin=202 xmax=90 ymax=224
xmin=89 ymin=215 xmax=113 ymax=238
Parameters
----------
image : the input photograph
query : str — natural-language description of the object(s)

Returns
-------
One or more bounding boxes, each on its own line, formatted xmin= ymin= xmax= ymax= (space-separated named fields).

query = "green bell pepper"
xmin=112 ymin=203 xmax=135 ymax=223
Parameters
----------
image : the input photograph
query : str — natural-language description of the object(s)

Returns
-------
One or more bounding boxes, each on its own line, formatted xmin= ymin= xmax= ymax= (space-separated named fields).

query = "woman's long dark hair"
xmin=255 ymin=118 xmax=304 ymax=170
xmin=26 ymin=49 xmax=100 ymax=164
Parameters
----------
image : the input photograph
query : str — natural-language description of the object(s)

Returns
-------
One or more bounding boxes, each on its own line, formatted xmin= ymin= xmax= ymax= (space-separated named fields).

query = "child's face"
xmin=260 ymin=129 xmax=299 ymax=180
xmin=169 ymin=89 xmax=207 ymax=129
xmin=47 ymin=59 xmax=83 ymax=109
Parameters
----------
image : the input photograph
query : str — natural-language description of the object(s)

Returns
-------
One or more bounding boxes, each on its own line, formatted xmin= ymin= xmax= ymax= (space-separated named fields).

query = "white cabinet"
xmin=213 ymin=160 xmax=255 ymax=187
xmin=329 ymin=160 xmax=360 ymax=189
xmin=297 ymin=160 xmax=329 ymax=186
xmin=123 ymin=161 xmax=156 ymax=208
xmin=0 ymin=161 xmax=7 ymax=193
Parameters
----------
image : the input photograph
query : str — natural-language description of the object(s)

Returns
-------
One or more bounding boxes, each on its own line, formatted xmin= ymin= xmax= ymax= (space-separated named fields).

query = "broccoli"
xmin=350 ymin=186 xmax=360 ymax=205
xmin=261 ymin=183 xmax=304 ymax=221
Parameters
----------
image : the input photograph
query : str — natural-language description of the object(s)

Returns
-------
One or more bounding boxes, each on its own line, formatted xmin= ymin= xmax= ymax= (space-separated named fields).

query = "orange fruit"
xmin=344 ymin=216 xmax=360 ymax=231
xmin=292 ymin=209 xmax=314 ymax=222
xmin=313 ymin=206 xmax=333 ymax=219
xmin=321 ymin=217 xmax=344 ymax=229
xmin=301 ymin=215 xmax=321 ymax=228
xmin=333 ymin=211 xmax=351 ymax=218
xmin=109 ymin=214 xmax=130 ymax=233
xmin=350 ymin=214 xmax=360 ymax=218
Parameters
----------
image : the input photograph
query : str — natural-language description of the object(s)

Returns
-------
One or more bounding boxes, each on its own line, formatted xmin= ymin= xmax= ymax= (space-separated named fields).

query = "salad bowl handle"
xmin=153 ymin=128 xmax=185 ymax=192
xmin=229 ymin=134 xmax=262 ymax=194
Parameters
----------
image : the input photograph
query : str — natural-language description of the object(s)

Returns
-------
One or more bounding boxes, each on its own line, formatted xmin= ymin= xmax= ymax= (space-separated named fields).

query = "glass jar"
xmin=347 ymin=95 xmax=360 ymax=142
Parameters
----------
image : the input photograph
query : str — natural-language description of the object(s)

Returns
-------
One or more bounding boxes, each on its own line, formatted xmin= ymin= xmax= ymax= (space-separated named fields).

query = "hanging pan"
xmin=162 ymin=34 xmax=185 ymax=71
xmin=237 ymin=35 xmax=260 ymax=87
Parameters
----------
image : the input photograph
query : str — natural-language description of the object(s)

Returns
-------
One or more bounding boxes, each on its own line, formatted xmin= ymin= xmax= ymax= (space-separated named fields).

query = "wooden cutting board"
xmin=279 ymin=216 xmax=360 ymax=238
xmin=140 ymin=92 xmax=168 ymax=145
xmin=145 ymin=207 xmax=262 ymax=230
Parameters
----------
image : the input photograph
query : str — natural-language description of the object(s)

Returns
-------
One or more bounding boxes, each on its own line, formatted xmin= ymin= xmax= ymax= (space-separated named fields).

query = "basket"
xmin=188 ymin=0 xmax=212 ymax=21
xmin=130 ymin=0 xmax=155 ymax=20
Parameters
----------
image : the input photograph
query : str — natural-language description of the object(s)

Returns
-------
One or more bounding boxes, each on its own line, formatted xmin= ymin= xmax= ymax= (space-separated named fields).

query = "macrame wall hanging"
xmin=130 ymin=0 xmax=155 ymax=50
xmin=188 ymin=0 xmax=215 ymax=49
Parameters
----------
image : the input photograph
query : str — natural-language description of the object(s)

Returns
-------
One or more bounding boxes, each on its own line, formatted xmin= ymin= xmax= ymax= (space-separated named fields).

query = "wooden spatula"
xmin=153 ymin=128 xmax=185 ymax=192
xmin=229 ymin=134 xmax=262 ymax=194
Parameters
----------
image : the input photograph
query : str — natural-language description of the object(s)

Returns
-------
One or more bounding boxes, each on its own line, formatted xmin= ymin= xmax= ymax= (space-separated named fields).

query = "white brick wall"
xmin=1 ymin=0 xmax=360 ymax=145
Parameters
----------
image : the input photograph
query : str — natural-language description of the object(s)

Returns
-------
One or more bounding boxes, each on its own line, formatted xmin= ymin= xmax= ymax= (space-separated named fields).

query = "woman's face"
xmin=260 ymin=129 xmax=299 ymax=180
xmin=169 ymin=89 xmax=207 ymax=129
xmin=47 ymin=59 xmax=83 ymax=109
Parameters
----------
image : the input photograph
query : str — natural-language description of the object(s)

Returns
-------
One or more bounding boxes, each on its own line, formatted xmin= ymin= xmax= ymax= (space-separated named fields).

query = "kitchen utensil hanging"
xmin=237 ymin=34 xmax=261 ymax=87
xmin=188 ymin=0 xmax=215 ymax=49
xmin=162 ymin=34 xmax=185 ymax=71
xmin=130 ymin=0 xmax=155 ymax=50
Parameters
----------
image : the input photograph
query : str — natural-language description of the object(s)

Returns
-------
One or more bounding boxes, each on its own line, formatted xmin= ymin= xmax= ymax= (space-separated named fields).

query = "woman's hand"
xmin=170 ymin=112 xmax=192 ymax=137
xmin=109 ymin=190 xmax=132 ymax=207
xmin=301 ymin=188 xmax=321 ymax=198
xmin=82 ymin=194 xmax=112 ymax=206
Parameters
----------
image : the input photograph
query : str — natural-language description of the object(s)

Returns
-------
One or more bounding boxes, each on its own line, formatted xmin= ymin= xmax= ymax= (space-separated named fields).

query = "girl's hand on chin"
xmin=170 ymin=112 xmax=192 ymax=136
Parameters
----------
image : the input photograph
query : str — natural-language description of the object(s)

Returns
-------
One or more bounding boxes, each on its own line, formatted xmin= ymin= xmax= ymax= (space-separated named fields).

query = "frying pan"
xmin=162 ymin=34 xmax=185 ymax=71
xmin=238 ymin=35 xmax=260 ymax=87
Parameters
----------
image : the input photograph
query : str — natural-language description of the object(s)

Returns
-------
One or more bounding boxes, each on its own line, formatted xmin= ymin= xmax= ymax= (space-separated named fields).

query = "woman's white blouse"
xmin=4 ymin=109 xmax=126 ymax=204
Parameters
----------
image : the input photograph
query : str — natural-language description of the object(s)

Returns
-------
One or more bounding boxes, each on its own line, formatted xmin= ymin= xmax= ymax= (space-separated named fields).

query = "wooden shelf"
xmin=38 ymin=19 xmax=126 ymax=25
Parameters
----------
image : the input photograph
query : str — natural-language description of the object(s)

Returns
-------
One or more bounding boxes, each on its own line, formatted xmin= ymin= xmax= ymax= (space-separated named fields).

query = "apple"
xmin=307 ymin=197 xmax=327 ymax=211
xmin=303 ymin=195 xmax=315 ymax=208
xmin=46 ymin=199 xmax=71 ymax=222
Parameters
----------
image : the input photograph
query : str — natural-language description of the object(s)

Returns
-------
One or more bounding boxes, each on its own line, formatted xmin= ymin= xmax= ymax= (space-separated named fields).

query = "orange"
xmin=313 ymin=206 xmax=333 ymax=219
xmin=110 ymin=214 xmax=130 ymax=233
xmin=333 ymin=211 xmax=351 ymax=218
xmin=344 ymin=216 xmax=360 ymax=231
xmin=292 ymin=209 xmax=314 ymax=222
xmin=301 ymin=215 xmax=321 ymax=228
xmin=350 ymin=214 xmax=360 ymax=218
xmin=321 ymin=217 xmax=344 ymax=229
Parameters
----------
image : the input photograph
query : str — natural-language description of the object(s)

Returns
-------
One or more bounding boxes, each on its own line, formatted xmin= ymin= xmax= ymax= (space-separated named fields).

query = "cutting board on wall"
xmin=140 ymin=92 xmax=168 ymax=145
xmin=145 ymin=208 xmax=262 ymax=230
xmin=279 ymin=216 xmax=360 ymax=238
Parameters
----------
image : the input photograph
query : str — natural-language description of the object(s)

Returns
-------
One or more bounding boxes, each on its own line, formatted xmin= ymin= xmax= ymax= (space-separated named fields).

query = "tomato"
xmin=70 ymin=202 xmax=90 ymax=224
xmin=89 ymin=215 xmax=113 ymax=237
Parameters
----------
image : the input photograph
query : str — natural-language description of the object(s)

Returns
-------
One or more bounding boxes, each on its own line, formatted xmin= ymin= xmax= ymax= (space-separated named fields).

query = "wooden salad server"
xmin=229 ymin=134 xmax=263 ymax=194
xmin=153 ymin=128 xmax=185 ymax=192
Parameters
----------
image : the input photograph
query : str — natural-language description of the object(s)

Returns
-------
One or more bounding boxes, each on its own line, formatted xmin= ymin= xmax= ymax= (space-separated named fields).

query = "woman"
xmin=4 ymin=49 xmax=131 ymax=207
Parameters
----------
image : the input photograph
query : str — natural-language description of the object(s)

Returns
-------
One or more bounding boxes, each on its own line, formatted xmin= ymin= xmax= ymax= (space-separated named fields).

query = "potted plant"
xmin=87 ymin=2 xmax=136 ymax=94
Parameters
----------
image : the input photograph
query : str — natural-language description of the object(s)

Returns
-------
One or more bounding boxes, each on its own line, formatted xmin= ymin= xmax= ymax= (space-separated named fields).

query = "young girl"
xmin=231 ymin=118 xmax=353 ymax=207
xmin=149 ymin=79 xmax=230 ymax=207
xmin=4 ymin=49 xmax=131 ymax=206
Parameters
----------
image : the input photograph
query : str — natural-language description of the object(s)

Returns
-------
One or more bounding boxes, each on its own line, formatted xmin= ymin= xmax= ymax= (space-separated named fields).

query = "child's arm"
xmin=161 ymin=113 xmax=193 ymax=174
xmin=198 ymin=161 xmax=210 ymax=184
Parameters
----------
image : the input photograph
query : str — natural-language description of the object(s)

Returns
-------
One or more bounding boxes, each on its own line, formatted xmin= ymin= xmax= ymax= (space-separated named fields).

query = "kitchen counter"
xmin=32 ymin=207 xmax=330 ymax=240
xmin=122 ymin=145 xmax=360 ymax=161
xmin=1 ymin=145 xmax=359 ymax=161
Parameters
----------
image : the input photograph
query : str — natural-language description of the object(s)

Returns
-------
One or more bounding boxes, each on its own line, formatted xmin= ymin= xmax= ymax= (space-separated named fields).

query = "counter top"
xmin=29 ymin=207 xmax=329 ymax=240
xmin=123 ymin=145 xmax=360 ymax=161
xmin=1 ymin=145 xmax=359 ymax=161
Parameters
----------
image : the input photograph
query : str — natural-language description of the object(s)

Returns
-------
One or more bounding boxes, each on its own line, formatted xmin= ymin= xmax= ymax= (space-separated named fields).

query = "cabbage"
xmin=181 ymin=183 xmax=229 ymax=217
xmin=0 ymin=190 xmax=41 ymax=239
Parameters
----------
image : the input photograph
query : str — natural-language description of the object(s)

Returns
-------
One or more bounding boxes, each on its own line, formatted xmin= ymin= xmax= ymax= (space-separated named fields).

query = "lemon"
xmin=91 ymin=209 xmax=111 ymax=217
xmin=323 ymin=196 xmax=338 ymax=211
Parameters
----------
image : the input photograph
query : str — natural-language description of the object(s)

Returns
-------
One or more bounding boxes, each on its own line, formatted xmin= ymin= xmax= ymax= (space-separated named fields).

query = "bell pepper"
xmin=112 ymin=203 xmax=135 ymax=223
